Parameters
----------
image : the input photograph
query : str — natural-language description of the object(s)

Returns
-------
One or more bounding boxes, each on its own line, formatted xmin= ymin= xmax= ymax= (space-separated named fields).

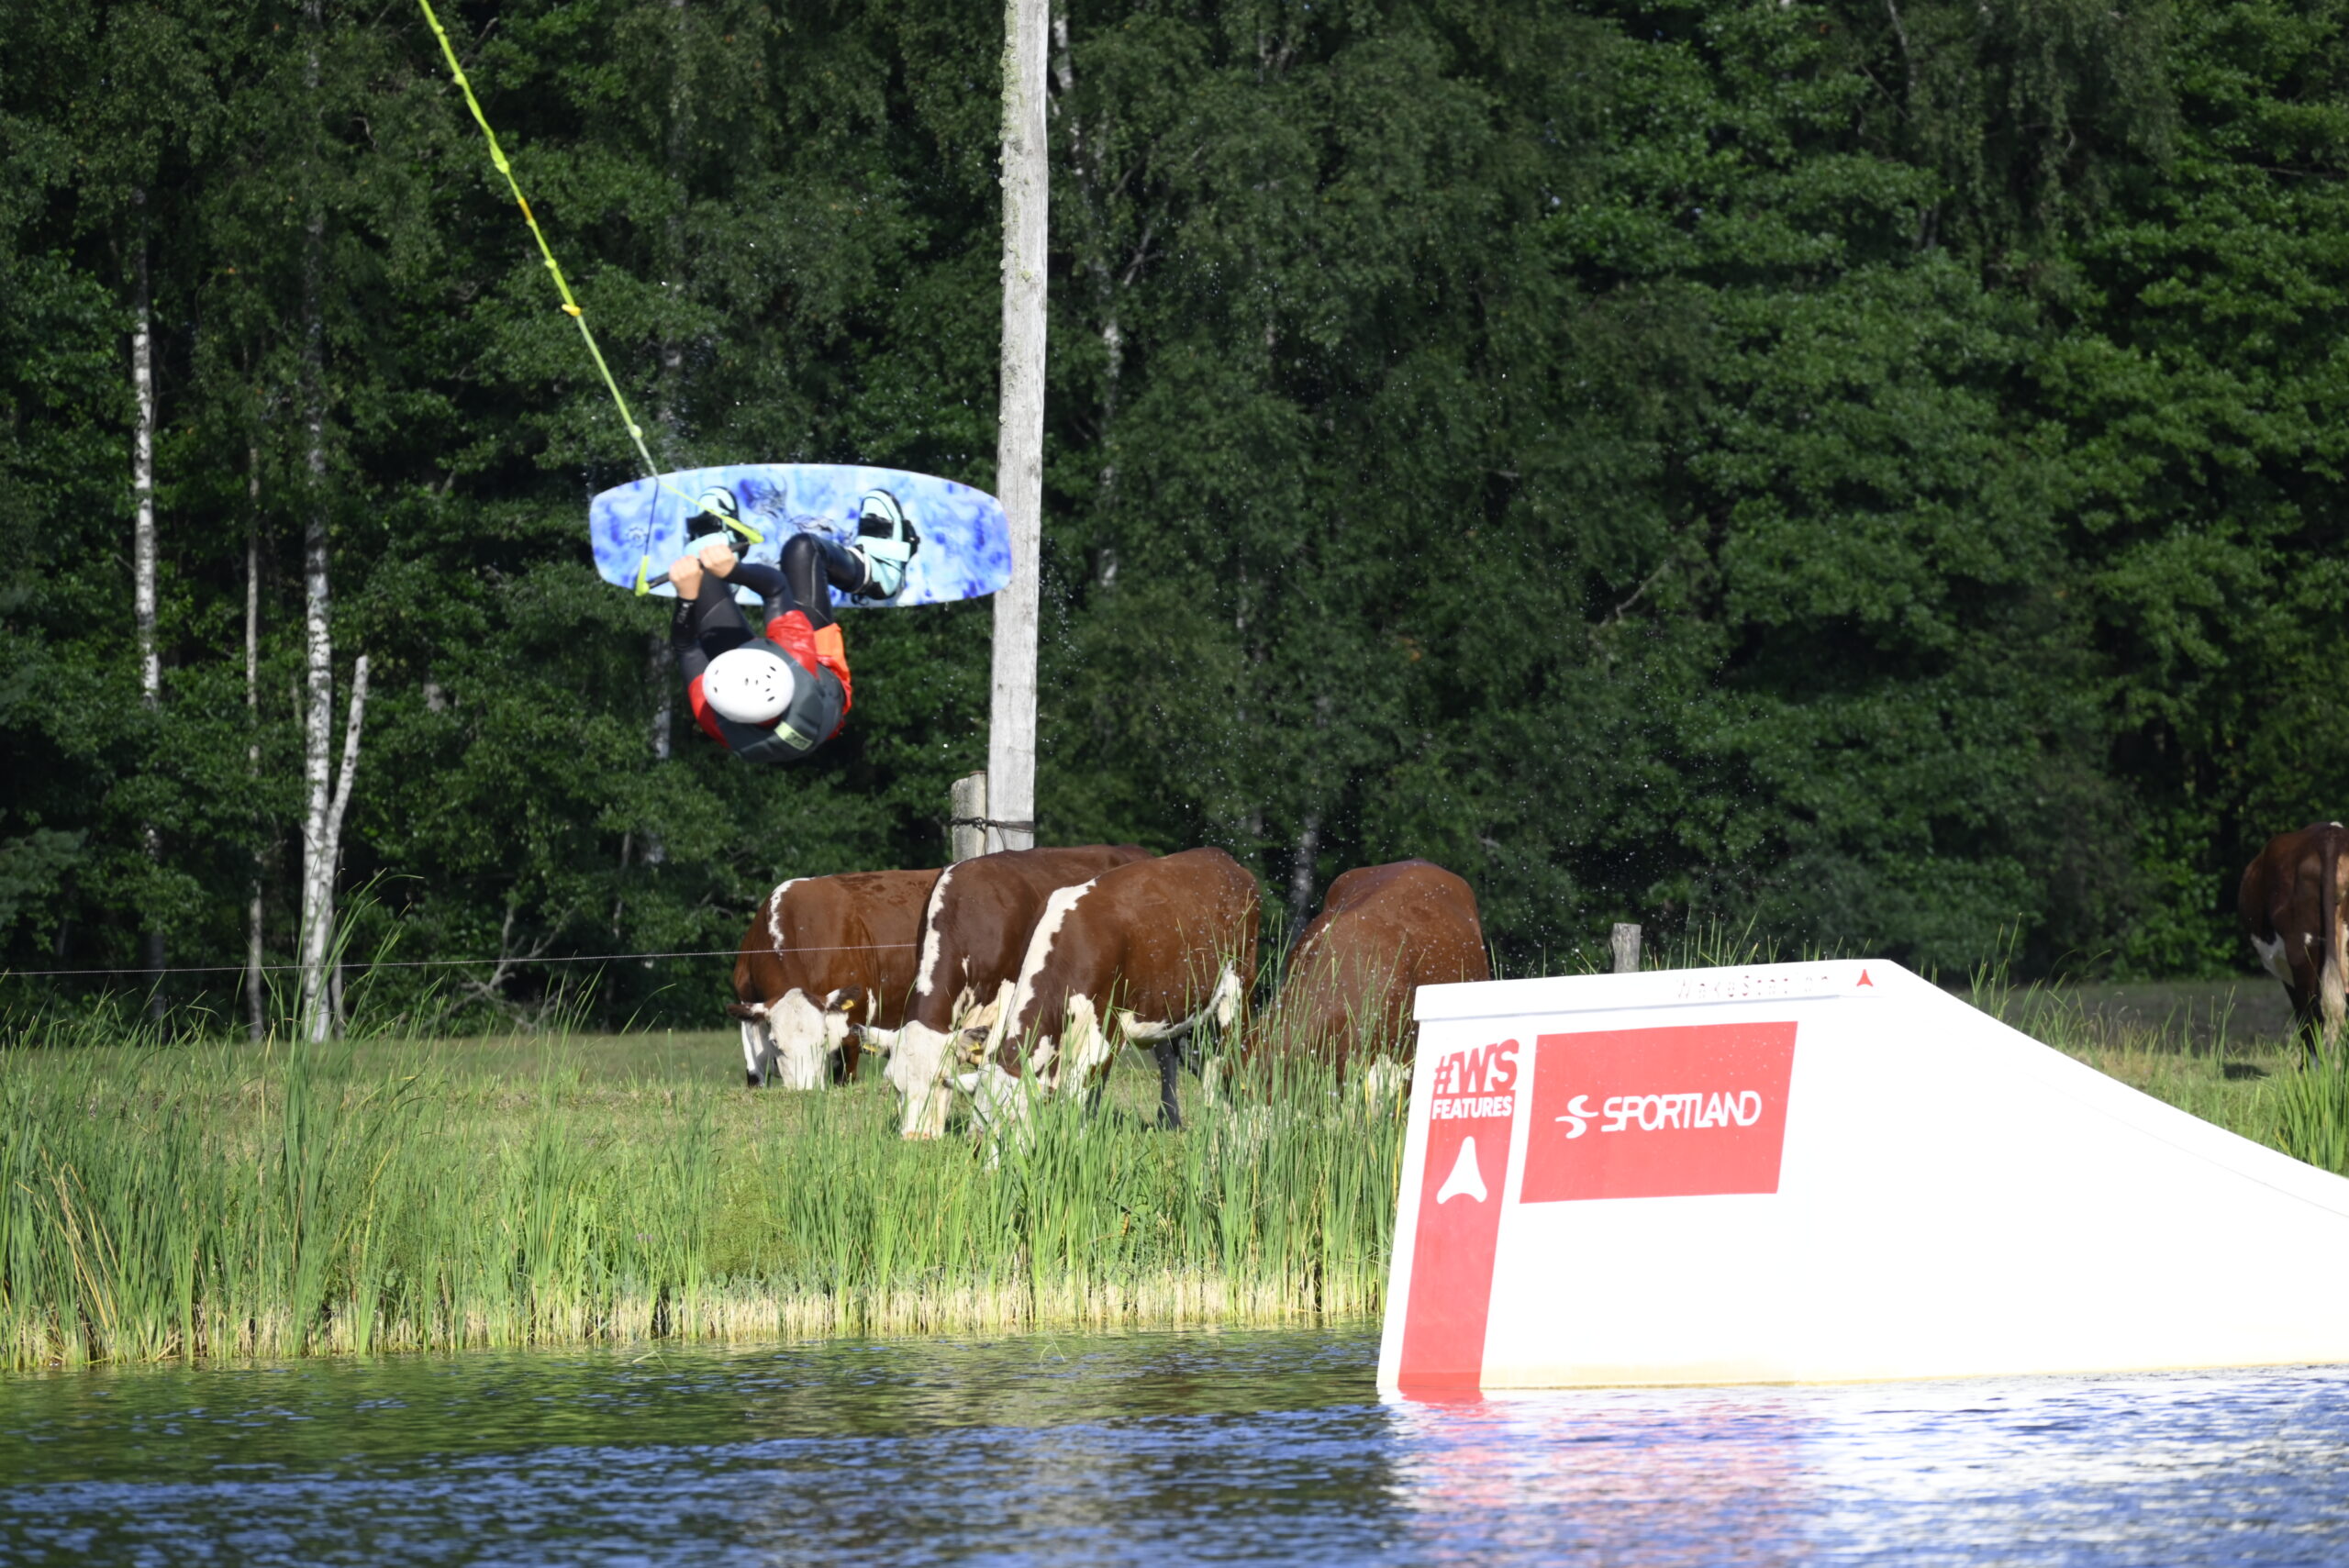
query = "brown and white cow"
xmin=963 ymin=847 xmax=1260 ymax=1134
xmin=2241 ymin=821 xmax=2349 ymax=1063
xmin=1249 ymin=859 xmax=1489 ymax=1083
xmin=728 ymin=868 xmax=940 ymax=1089
xmin=878 ymin=843 xmax=1152 ymax=1136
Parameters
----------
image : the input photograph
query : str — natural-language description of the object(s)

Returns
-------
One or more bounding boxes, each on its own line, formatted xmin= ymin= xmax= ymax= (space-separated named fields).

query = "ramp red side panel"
xmin=1395 ymin=1038 xmax=1520 ymax=1391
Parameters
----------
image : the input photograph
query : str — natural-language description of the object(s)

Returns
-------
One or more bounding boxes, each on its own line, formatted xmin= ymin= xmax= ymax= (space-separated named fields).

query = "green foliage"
xmin=5 ymin=0 xmax=2349 ymax=1027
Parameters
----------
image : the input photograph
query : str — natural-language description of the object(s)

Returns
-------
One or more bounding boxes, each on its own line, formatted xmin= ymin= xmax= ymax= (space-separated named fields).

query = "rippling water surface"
xmin=5 ymin=1329 xmax=2349 ymax=1564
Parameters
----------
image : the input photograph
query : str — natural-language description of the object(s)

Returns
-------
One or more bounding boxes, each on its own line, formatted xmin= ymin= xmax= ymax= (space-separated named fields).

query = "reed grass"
xmin=17 ymin=953 xmax=2349 ymax=1371
xmin=0 ymin=1019 xmax=1402 ymax=1369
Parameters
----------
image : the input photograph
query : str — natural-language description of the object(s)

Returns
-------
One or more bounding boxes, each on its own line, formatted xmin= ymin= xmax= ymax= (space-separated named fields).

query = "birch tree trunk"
xmin=245 ymin=448 xmax=266 ymax=1040
xmin=325 ymin=658 xmax=369 ymax=1036
xmin=131 ymin=211 xmax=159 ymax=714
xmin=295 ymin=248 xmax=337 ymax=1040
xmin=295 ymin=8 xmax=342 ymax=1041
xmin=988 ymin=0 xmax=1049 ymax=853
xmin=130 ymin=195 xmax=167 ymax=1016
xmin=298 ymin=650 xmax=368 ymax=1043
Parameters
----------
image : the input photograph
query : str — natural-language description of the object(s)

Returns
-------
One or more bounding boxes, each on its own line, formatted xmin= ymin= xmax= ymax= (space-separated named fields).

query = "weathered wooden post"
xmin=988 ymin=0 xmax=1048 ymax=855
xmin=1611 ymin=922 xmax=1642 ymax=974
xmin=949 ymin=772 xmax=990 ymax=863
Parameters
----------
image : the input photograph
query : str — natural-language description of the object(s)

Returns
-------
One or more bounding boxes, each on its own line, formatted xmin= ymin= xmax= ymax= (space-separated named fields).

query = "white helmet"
xmin=703 ymin=647 xmax=798 ymax=725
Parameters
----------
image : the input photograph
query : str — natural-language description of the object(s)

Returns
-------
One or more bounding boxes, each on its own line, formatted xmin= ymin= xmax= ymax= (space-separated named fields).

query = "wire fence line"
xmin=5 ymin=943 xmax=920 ymax=982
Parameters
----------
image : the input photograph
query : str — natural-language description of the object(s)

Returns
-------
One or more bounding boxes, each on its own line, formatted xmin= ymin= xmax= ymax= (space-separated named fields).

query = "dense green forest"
xmin=4 ymin=0 xmax=2343 ymax=1029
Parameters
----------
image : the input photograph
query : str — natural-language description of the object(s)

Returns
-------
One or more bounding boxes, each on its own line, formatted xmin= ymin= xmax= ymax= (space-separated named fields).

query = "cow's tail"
xmin=2322 ymin=830 xmax=2348 ymax=1056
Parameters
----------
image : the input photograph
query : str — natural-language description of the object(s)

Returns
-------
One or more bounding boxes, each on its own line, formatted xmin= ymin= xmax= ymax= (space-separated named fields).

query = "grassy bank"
xmin=1968 ymin=978 xmax=2349 ymax=1175
xmin=9 ymin=979 xmax=2349 ymax=1371
xmin=1 ymin=1026 xmax=1398 ymax=1370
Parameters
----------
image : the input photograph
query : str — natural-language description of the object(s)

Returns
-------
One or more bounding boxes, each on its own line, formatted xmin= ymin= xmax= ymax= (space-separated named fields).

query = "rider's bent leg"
xmin=778 ymin=532 xmax=868 ymax=630
xmin=774 ymin=533 xmax=857 ymax=715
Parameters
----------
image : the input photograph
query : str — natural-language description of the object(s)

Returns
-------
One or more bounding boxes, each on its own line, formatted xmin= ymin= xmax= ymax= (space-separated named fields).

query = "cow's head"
xmin=883 ymin=984 xmax=1008 ymax=1138
xmin=884 ymin=1019 xmax=956 ymax=1138
xmin=733 ymin=990 xmax=831 ymax=1091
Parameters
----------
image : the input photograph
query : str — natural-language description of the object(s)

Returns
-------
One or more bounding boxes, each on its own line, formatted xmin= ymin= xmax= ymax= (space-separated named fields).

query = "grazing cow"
xmin=728 ymin=868 xmax=940 ymax=1089
xmin=2241 ymin=822 xmax=2349 ymax=1063
xmin=963 ymin=847 xmax=1261 ymax=1134
xmin=1249 ymin=859 xmax=1489 ymax=1082
xmin=878 ymin=843 xmax=1152 ymax=1137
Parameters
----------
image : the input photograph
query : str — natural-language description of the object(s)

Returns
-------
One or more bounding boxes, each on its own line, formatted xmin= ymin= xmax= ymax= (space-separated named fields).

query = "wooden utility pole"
xmin=949 ymin=773 xmax=990 ymax=863
xmin=988 ymin=0 xmax=1048 ymax=852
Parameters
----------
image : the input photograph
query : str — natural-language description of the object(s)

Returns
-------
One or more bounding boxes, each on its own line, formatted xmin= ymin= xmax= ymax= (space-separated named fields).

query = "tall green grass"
xmin=1964 ymin=963 xmax=2349 ymax=1174
xmin=0 ymin=1022 xmax=1401 ymax=1369
xmin=25 ymin=951 xmax=2349 ymax=1371
xmin=2269 ymin=1062 xmax=2349 ymax=1172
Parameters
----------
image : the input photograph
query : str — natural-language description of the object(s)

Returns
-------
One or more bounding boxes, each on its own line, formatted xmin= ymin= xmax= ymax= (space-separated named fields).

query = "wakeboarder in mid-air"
xmin=670 ymin=486 xmax=918 ymax=764
xmin=415 ymin=0 xmax=1012 ymax=768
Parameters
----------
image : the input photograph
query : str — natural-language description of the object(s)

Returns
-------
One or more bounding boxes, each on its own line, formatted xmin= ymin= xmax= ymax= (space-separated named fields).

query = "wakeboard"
xmin=590 ymin=463 xmax=1011 ymax=609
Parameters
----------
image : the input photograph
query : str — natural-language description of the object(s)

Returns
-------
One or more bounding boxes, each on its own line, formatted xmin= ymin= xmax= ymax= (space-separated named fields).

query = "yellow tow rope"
xmin=414 ymin=0 xmax=761 ymax=588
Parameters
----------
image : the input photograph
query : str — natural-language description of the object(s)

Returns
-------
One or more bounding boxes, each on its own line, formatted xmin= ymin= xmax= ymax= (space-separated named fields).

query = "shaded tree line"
xmin=3 ymin=0 xmax=2342 ymax=1029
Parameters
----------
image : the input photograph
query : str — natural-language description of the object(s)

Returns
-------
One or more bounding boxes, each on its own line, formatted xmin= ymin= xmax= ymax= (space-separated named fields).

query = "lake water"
xmin=5 ymin=1327 xmax=2349 ymax=1564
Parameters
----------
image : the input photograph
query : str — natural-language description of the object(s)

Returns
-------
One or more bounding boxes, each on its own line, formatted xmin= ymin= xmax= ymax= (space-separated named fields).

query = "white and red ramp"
xmin=1378 ymin=959 xmax=2349 ymax=1394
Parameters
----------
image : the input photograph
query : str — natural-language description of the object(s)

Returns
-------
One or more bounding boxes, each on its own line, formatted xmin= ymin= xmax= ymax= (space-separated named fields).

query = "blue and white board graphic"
xmin=590 ymin=464 xmax=1011 ymax=609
